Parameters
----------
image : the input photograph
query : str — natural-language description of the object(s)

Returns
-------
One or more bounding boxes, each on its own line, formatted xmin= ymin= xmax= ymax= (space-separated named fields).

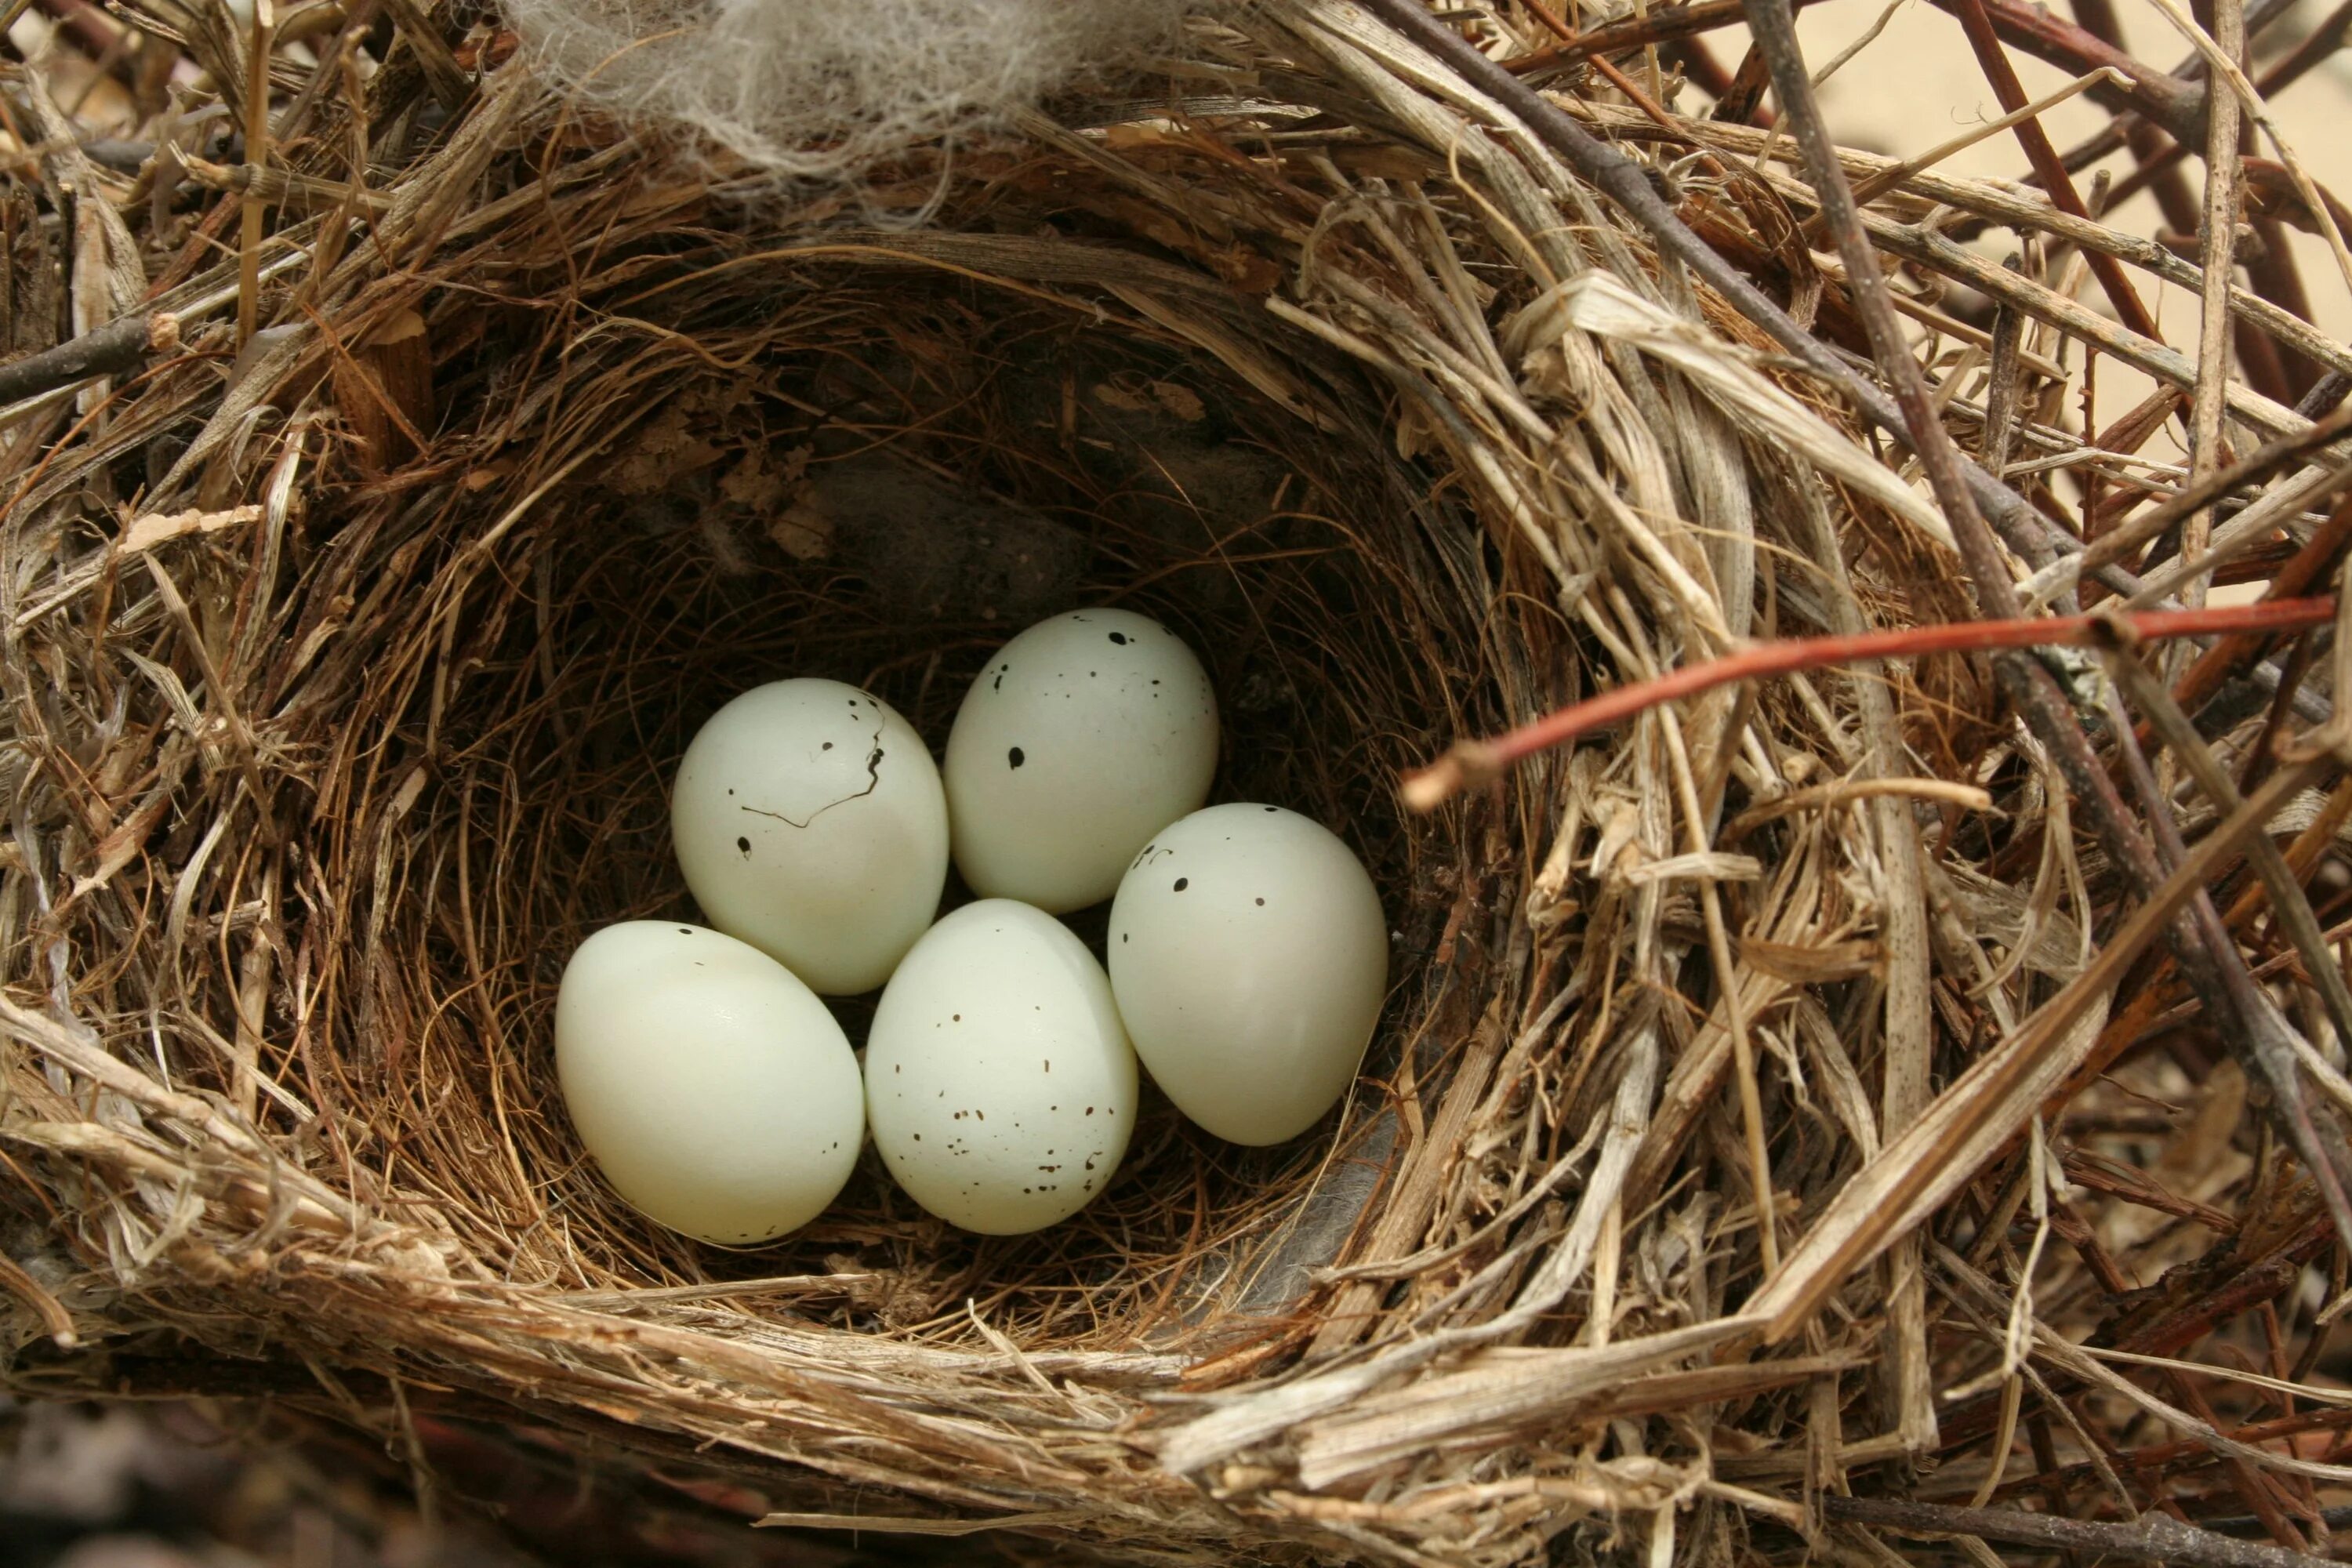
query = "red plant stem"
xmin=1922 ymin=0 xmax=2207 ymax=143
xmin=2245 ymin=217 xmax=2321 ymax=401
xmin=1929 ymin=0 xmax=2201 ymax=139
xmin=2067 ymin=0 xmax=2201 ymax=228
xmin=1947 ymin=0 xmax=2166 ymax=344
xmin=1401 ymin=598 xmax=2336 ymax=811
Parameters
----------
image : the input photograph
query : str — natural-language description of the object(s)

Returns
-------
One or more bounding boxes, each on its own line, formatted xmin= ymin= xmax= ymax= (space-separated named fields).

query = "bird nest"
xmin=11 ymin=1 xmax=2352 ymax=1564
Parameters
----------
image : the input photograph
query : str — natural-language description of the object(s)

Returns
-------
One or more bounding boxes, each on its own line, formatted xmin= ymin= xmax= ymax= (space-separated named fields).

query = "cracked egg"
xmin=670 ymin=678 xmax=949 ymax=994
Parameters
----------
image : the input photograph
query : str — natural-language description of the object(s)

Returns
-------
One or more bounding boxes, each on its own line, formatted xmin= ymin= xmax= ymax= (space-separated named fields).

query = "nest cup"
xmin=366 ymin=260 xmax=1475 ymax=1319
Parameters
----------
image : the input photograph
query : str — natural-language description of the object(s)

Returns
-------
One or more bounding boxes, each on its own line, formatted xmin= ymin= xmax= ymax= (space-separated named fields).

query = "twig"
xmin=2297 ymin=370 xmax=2352 ymax=420
xmin=2095 ymin=632 xmax=2352 ymax=1276
xmin=376 ymin=0 xmax=472 ymax=109
xmin=1821 ymin=1494 xmax=2339 ymax=1568
xmin=1753 ymin=0 xmax=2352 ymax=1199
xmin=1400 ymin=598 xmax=2336 ymax=809
xmin=2167 ymin=492 xmax=2352 ymax=722
xmin=1711 ymin=43 xmax=1772 ymax=125
xmin=1830 ymin=68 xmax=2128 ymax=223
xmin=2073 ymin=402 xmax=2352 ymax=580
xmin=2252 ymin=0 xmax=2352 ymax=113
xmin=0 ymin=314 xmax=179 ymax=405
xmin=1859 ymin=222 xmax=2330 ymax=443
xmin=1500 ymin=0 xmax=1831 ymax=72
xmin=1731 ymin=0 xmax=2248 ymax=1071
xmin=2143 ymin=0 xmax=2352 ymax=301
xmin=1355 ymin=0 xmax=2089 ymax=583
xmin=2104 ymin=635 xmax=2352 ymax=1068
xmin=1947 ymin=0 xmax=2165 ymax=344
xmin=1919 ymin=0 xmax=2207 ymax=145
xmin=2092 ymin=5 xmax=2351 ymax=220
xmin=237 ymin=0 xmax=275 ymax=348
xmin=2203 ymin=1503 xmax=2352 ymax=1541
xmin=1612 ymin=106 xmax=2352 ymax=394
xmin=1983 ymin=270 xmax=2025 ymax=478
xmin=2183 ymin=0 xmax=2249 ymax=608
xmin=2052 ymin=0 xmax=2308 ymax=175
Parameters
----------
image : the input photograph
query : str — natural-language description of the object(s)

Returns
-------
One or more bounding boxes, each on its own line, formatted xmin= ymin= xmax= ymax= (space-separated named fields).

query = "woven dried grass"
xmin=11 ymin=0 xmax=2352 ymax=1563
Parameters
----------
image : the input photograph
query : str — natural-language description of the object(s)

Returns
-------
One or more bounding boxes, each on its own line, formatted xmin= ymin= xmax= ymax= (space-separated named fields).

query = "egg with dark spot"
xmin=671 ymin=679 xmax=948 ymax=994
xmin=942 ymin=609 xmax=1218 ymax=913
xmin=864 ymin=900 xmax=1138 ymax=1233
xmin=1109 ymin=804 xmax=1387 ymax=1145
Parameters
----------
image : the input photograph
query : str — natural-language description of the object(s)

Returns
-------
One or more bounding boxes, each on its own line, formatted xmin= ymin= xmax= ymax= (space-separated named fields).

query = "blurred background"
xmin=1 ymin=1398 xmax=522 ymax=1568
xmin=0 ymin=1394 xmax=977 ymax=1568
xmin=1801 ymin=0 xmax=2352 ymax=442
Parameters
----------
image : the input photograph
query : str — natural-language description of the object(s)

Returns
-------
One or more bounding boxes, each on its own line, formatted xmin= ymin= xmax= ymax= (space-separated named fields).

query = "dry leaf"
xmin=1152 ymin=380 xmax=1206 ymax=421
xmin=118 ymin=506 xmax=261 ymax=555
xmin=769 ymin=499 xmax=833 ymax=561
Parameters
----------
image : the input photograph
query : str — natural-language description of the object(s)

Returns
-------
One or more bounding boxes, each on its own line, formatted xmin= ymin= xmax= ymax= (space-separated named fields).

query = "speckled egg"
xmin=865 ymin=900 xmax=1138 ymax=1234
xmin=1109 ymin=804 xmax=1388 ymax=1145
xmin=942 ymin=608 xmax=1217 ymax=913
xmin=671 ymin=678 xmax=948 ymax=995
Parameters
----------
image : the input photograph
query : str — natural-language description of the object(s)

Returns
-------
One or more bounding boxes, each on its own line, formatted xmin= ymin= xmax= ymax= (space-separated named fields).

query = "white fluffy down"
xmin=504 ymin=0 xmax=1194 ymax=182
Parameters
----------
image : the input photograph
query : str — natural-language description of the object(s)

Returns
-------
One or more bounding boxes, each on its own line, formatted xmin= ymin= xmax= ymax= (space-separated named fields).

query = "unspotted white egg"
xmin=1109 ymin=804 xmax=1387 ymax=1145
xmin=943 ymin=608 xmax=1217 ymax=913
xmin=555 ymin=921 xmax=864 ymax=1243
xmin=866 ymin=900 xmax=1138 ymax=1234
xmin=672 ymin=679 xmax=948 ymax=994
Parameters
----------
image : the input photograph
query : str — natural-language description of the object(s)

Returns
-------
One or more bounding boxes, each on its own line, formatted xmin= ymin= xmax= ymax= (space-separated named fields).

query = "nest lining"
xmin=339 ymin=288 xmax=1480 ymax=1343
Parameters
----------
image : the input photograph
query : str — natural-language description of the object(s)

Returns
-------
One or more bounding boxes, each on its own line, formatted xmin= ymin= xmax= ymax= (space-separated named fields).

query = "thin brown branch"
xmin=2244 ymin=216 xmax=2321 ymax=401
xmin=2078 ymin=403 xmax=2352 ymax=579
xmin=1500 ymin=0 xmax=1833 ymax=72
xmin=1921 ymin=0 xmax=2208 ymax=144
xmin=1947 ymin=0 xmax=2166 ymax=343
xmin=2184 ymin=0 xmax=2249 ymax=603
xmin=0 ymin=313 xmax=177 ymax=405
xmin=1710 ymin=43 xmax=1773 ymax=125
xmin=1633 ymin=0 xmax=2352 ymax=1256
xmin=2056 ymin=0 xmax=2301 ymax=162
xmin=2095 ymin=629 xmax=2352 ymax=1276
xmin=2168 ymin=491 xmax=2352 ymax=720
xmin=2107 ymin=638 xmax=2352 ymax=1081
xmin=1823 ymin=1486 xmax=2339 ymax=1566
xmin=2074 ymin=1 xmax=2348 ymax=216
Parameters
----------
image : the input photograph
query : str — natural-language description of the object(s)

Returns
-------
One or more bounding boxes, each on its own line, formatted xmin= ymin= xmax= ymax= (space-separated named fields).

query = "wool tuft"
xmin=503 ymin=0 xmax=1196 ymax=184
